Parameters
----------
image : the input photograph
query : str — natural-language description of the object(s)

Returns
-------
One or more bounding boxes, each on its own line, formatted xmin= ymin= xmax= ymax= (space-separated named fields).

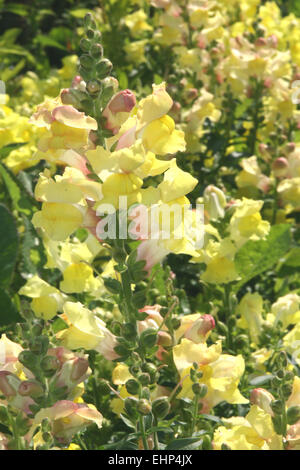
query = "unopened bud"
xmin=84 ymin=13 xmax=93 ymax=29
xmin=157 ymin=331 xmax=172 ymax=347
xmin=18 ymin=380 xmax=44 ymax=397
xmin=152 ymin=397 xmax=170 ymax=419
xmin=272 ymin=157 xmax=289 ymax=178
xmin=139 ymin=328 xmax=158 ymax=349
xmin=202 ymin=435 xmax=212 ymax=450
xmin=286 ymin=142 xmax=296 ymax=153
xmin=287 ymin=406 xmax=300 ymax=425
xmin=90 ymin=43 xmax=103 ymax=60
xmin=137 ymin=399 xmax=151 ymax=415
xmin=138 ymin=373 xmax=150 ymax=386
xmin=80 ymin=54 xmax=94 ymax=70
xmin=29 ymin=336 xmax=49 ymax=355
xmin=125 ymin=379 xmax=140 ymax=395
xmin=124 ymin=396 xmax=139 ymax=418
xmin=271 ymin=399 xmax=283 ymax=415
xmin=86 ymin=79 xmax=102 ymax=95
xmin=0 ymin=371 xmax=16 ymax=397
xmin=250 ymin=388 xmax=275 ymax=415
xmin=96 ymin=59 xmax=113 ymax=79
xmin=18 ymin=351 xmax=38 ymax=369
xmin=255 ymin=37 xmax=267 ymax=47
xmin=203 ymin=185 xmax=226 ymax=220
xmin=192 ymin=383 xmax=208 ymax=398
xmin=80 ymin=38 xmax=91 ymax=52
xmin=102 ymin=76 xmax=119 ymax=93
xmin=184 ymin=314 xmax=215 ymax=343
xmin=108 ymin=89 xmax=136 ymax=114
xmin=71 ymin=357 xmax=89 ymax=381
xmin=40 ymin=356 xmax=60 ymax=376
xmin=61 ymin=89 xmax=79 ymax=107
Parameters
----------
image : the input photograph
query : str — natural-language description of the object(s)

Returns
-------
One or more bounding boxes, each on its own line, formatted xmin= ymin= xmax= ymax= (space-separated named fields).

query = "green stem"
xmin=153 ymin=417 xmax=159 ymax=450
xmin=139 ymin=415 xmax=149 ymax=450
xmin=191 ymin=396 xmax=199 ymax=435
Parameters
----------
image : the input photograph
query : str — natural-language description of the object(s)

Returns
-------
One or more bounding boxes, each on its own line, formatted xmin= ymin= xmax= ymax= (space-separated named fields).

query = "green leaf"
xmin=3 ymin=3 xmax=29 ymax=16
xmin=0 ymin=288 xmax=22 ymax=326
xmin=201 ymin=414 xmax=224 ymax=425
xmin=1 ymin=58 xmax=26 ymax=81
xmin=0 ymin=28 xmax=21 ymax=45
xmin=20 ymin=215 xmax=42 ymax=275
xmin=118 ymin=70 xmax=128 ymax=90
xmin=249 ymin=374 xmax=275 ymax=386
xmin=0 ymin=46 xmax=35 ymax=64
xmin=34 ymin=35 xmax=67 ymax=51
xmin=0 ymin=162 xmax=37 ymax=215
xmin=151 ymin=263 xmax=167 ymax=295
xmin=234 ymin=224 xmax=292 ymax=292
xmin=69 ymin=8 xmax=90 ymax=18
xmin=166 ymin=436 xmax=203 ymax=450
xmin=0 ymin=204 xmax=19 ymax=288
xmin=0 ymin=143 xmax=27 ymax=160
xmin=119 ymin=414 xmax=136 ymax=430
xmin=283 ymin=247 xmax=300 ymax=267
xmin=103 ymin=277 xmax=122 ymax=294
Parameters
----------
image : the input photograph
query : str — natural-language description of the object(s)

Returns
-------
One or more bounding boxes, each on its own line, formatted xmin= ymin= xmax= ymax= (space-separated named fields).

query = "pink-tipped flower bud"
xmin=255 ymin=37 xmax=267 ymax=47
xmin=102 ymin=89 xmax=136 ymax=134
xmin=102 ymin=76 xmax=119 ymax=93
xmin=286 ymin=142 xmax=296 ymax=153
xmin=259 ymin=143 xmax=268 ymax=154
xmin=71 ymin=75 xmax=86 ymax=91
xmin=293 ymin=72 xmax=300 ymax=81
xmin=184 ymin=314 xmax=215 ymax=343
xmin=250 ymin=388 xmax=275 ymax=416
xmin=70 ymin=357 xmax=89 ymax=382
xmin=0 ymin=371 xmax=17 ymax=398
xmin=263 ymin=77 xmax=273 ymax=88
xmin=272 ymin=157 xmax=289 ymax=178
xmin=169 ymin=101 xmax=181 ymax=122
xmin=72 ymin=75 xmax=82 ymax=87
xmin=184 ymin=88 xmax=198 ymax=103
xmin=107 ymin=89 xmax=136 ymax=114
xmin=176 ymin=314 xmax=216 ymax=345
xmin=268 ymin=34 xmax=278 ymax=48
xmin=60 ymin=89 xmax=78 ymax=107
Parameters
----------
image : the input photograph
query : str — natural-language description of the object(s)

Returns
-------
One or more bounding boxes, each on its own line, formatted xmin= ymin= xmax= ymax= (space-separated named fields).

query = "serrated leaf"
xmin=0 ymin=288 xmax=22 ymax=326
xmin=0 ymin=204 xmax=19 ymax=288
xmin=234 ymin=224 xmax=292 ymax=292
